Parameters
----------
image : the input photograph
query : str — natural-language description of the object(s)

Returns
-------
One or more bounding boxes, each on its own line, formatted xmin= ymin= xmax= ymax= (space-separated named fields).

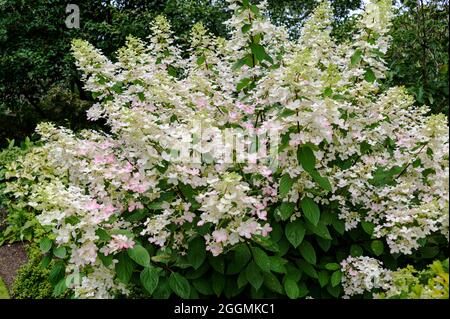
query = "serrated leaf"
xmin=371 ymin=240 xmax=384 ymax=256
xmin=246 ymin=262 xmax=263 ymax=290
xmin=361 ymin=221 xmax=375 ymax=235
xmin=364 ymin=68 xmax=376 ymax=83
xmin=351 ymin=49 xmax=363 ymax=66
xmin=40 ymin=237 xmax=52 ymax=253
xmin=297 ymin=145 xmax=316 ymax=173
xmin=285 ymin=220 xmax=305 ymax=248
xmin=350 ymin=244 xmax=363 ymax=257
xmin=251 ymin=246 xmax=271 ymax=273
xmin=299 ymin=241 xmax=316 ymax=264
xmin=140 ymin=266 xmax=159 ymax=295
xmin=284 ymin=278 xmax=299 ymax=299
xmin=278 ymin=202 xmax=295 ymax=221
xmin=115 ymin=253 xmax=134 ymax=284
xmin=300 ymin=197 xmax=320 ymax=226
xmin=49 ymin=262 xmax=65 ymax=287
xmin=211 ymin=272 xmax=225 ymax=297
xmin=310 ymin=170 xmax=332 ymax=192
xmin=263 ymin=272 xmax=283 ymax=294
xmin=331 ymin=270 xmax=341 ymax=287
xmin=53 ymin=246 xmax=66 ymax=259
xmin=318 ymin=270 xmax=329 ymax=288
xmin=128 ymin=245 xmax=150 ymax=267
xmin=187 ymin=237 xmax=206 ymax=270
xmin=325 ymin=263 xmax=340 ymax=271
xmin=53 ymin=278 xmax=67 ymax=297
xmin=169 ymin=273 xmax=191 ymax=298
xmin=279 ymin=174 xmax=294 ymax=198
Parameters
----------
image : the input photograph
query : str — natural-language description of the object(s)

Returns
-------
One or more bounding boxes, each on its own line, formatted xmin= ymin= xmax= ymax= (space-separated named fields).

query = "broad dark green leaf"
xmin=128 ymin=245 xmax=150 ymax=267
xmin=140 ymin=266 xmax=159 ymax=295
xmin=169 ymin=273 xmax=191 ymax=299
xmin=299 ymin=241 xmax=316 ymax=264
xmin=300 ymin=197 xmax=320 ymax=226
xmin=285 ymin=220 xmax=305 ymax=248
xmin=279 ymin=174 xmax=294 ymax=198
xmin=187 ymin=237 xmax=206 ymax=269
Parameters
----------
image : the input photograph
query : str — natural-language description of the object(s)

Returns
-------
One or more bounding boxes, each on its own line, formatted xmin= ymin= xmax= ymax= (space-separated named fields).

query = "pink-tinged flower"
xmin=105 ymin=235 xmax=135 ymax=255
xmin=212 ymin=229 xmax=228 ymax=243
xmin=85 ymin=201 xmax=101 ymax=211
xmin=105 ymin=154 xmax=115 ymax=164
xmin=237 ymin=220 xmax=259 ymax=239
xmin=229 ymin=111 xmax=239 ymax=121
xmin=207 ymin=242 xmax=223 ymax=256
xmin=182 ymin=211 xmax=195 ymax=223
xmin=195 ymin=97 xmax=208 ymax=108
xmin=102 ymin=204 xmax=116 ymax=218
xmin=261 ymin=223 xmax=272 ymax=236
xmin=128 ymin=201 xmax=144 ymax=212
xmin=258 ymin=166 xmax=272 ymax=178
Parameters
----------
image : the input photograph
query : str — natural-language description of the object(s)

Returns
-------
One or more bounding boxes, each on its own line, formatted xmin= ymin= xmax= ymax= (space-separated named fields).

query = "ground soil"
xmin=0 ymin=208 xmax=29 ymax=290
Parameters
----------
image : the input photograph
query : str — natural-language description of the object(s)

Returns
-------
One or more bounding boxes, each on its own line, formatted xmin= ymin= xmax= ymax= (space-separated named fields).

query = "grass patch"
xmin=0 ymin=276 xmax=10 ymax=299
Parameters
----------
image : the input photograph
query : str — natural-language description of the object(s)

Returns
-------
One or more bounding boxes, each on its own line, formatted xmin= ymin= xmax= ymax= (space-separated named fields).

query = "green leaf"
xmin=95 ymin=228 xmax=111 ymax=241
xmin=245 ymin=262 xmax=263 ymax=290
xmin=371 ymin=240 xmax=384 ymax=256
xmin=325 ymin=263 xmax=340 ymax=271
xmin=269 ymin=256 xmax=287 ymax=274
xmin=187 ymin=237 xmax=206 ymax=270
xmin=361 ymin=221 xmax=375 ymax=235
xmin=115 ymin=253 xmax=134 ymax=284
xmin=351 ymin=49 xmax=363 ymax=66
xmin=278 ymin=202 xmax=295 ymax=221
xmin=331 ymin=270 xmax=341 ymax=287
xmin=285 ymin=220 xmax=305 ymax=248
xmin=208 ymin=255 xmax=225 ymax=274
xmin=236 ymin=77 xmax=251 ymax=91
xmin=350 ymin=244 xmax=363 ymax=257
xmin=300 ymin=197 xmax=320 ymax=226
xmin=53 ymin=278 xmax=67 ymax=297
xmin=237 ymin=271 xmax=248 ymax=289
xmin=192 ymin=278 xmax=213 ymax=296
xmin=310 ymin=170 xmax=332 ymax=192
xmin=53 ymin=246 xmax=66 ymax=259
xmin=297 ymin=145 xmax=316 ymax=173
xmin=298 ymin=260 xmax=317 ymax=279
xmin=98 ymin=252 xmax=113 ymax=267
xmin=169 ymin=273 xmax=191 ymax=299
xmin=299 ymin=241 xmax=316 ymax=264
xmin=40 ymin=237 xmax=52 ymax=253
xmin=323 ymin=87 xmax=333 ymax=97
xmin=241 ymin=23 xmax=251 ymax=33
xmin=279 ymin=174 xmax=294 ymax=198
xmin=140 ymin=266 xmax=159 ymax=295
xmin=263 ymin=272 xmax=283 ymax=294
xmin=318 ymin=270 xmax=329 ymax=288
xmin=128 ymin=245 xmax=150 ymax=267
xmin=49 ymin=261 xmax=65 ymax=286
xmin=196 ymin=55 xmax=206 ymax=66
xmin=306 ymin=222 xmax=332 ymax=240
xmin=211 ymin=272 xmax=225 ymax=297
xmin=364 ymin=68 xmax=376 ymax=83
xmin=284 ymin=278 xmax=299 ymax=299
xmin=252 ymin=246 xmax=271 ymax=273
xmin=250 ymin=43 xmax=272 ymax=63
xmin=227 ymin=244 xmax=251 ymax=274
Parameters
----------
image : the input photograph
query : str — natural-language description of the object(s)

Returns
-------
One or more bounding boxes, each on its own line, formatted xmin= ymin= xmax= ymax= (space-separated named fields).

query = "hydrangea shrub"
xmin=3 ymin=0 xmax=448 ymax=298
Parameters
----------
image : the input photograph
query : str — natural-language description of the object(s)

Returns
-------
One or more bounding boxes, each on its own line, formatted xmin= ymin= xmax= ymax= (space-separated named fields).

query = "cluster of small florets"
xmin=341 ymin=256 xmax=449 ymax=299
xmin=4 ymin=0 xmax=448 ymax=298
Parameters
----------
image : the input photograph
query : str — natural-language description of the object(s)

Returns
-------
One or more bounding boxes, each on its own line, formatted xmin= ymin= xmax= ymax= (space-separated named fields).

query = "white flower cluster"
xmin=4 ymin=0 xmax=448 ymax=298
